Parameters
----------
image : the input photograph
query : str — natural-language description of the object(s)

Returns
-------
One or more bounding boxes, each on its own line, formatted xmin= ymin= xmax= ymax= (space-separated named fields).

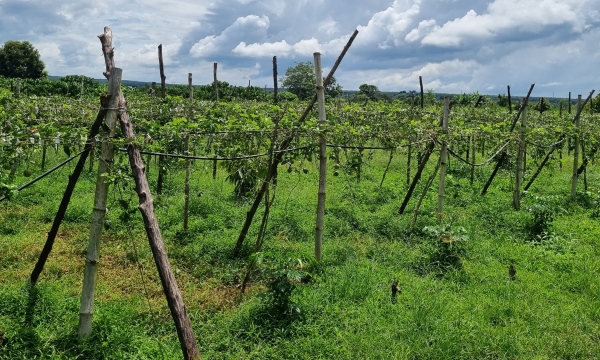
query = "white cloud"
xmin=405 ymin=19 xmax=436 ymax=42
xmin=422 ymin=0 xmax=586 ymax=47
xmin=190 ymin=15 xmax=270 ymax=57
xmin=233 ymin=40 xmax=292 ymax=57
xmin=355 ymin=0 xmax=422 ymax=47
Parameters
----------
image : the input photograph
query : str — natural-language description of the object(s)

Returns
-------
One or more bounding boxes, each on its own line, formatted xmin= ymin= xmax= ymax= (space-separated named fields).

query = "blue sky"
xmin=1 ymin=0 xmax=598 ymax=96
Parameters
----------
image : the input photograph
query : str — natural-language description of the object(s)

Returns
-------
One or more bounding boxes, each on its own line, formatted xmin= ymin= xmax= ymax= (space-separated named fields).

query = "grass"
xmin=1 ymin=147 xmax=600 ymax=359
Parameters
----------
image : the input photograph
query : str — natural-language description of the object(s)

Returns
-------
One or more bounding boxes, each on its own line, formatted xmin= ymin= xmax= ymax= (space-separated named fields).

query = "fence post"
xmin=513 ymin=102 xmax=527 ymax=210
xmin=78 ymin=68 xmax=122 ymax=338
xmin=572 ymin=95 xmax=582 ymax=199
xmin=437 ymin=97 xmax=450 ymax=220
xmin=184 ymin=73 xmax=192 ymax=232
xmin=313 ymin=52 xmax=327 ymax=263
xmin=273 ymin=56 xmax=278 ymax=104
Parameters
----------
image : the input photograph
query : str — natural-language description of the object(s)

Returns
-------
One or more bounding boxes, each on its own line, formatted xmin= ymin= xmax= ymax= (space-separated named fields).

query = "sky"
xmin=1 ymin=0 xmax=599 ymax=97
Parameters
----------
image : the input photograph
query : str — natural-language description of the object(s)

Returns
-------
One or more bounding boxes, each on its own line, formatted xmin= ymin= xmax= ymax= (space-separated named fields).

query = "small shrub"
xmin=422 ymin=223 xmax=468 ymax=271
xmin=527 ymin=196 xmax=566 ymax=237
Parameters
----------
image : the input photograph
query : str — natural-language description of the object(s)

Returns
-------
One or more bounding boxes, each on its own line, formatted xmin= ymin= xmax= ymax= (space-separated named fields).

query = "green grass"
xmin=1 ymin=148 xmax=600 ymax=359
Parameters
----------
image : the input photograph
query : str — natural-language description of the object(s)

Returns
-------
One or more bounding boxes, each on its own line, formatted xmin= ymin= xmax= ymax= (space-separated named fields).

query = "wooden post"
xmin=470 ymin=134 xmax=475 ymax=185
xmin=313 ymin=53 xmax=327 ymax=263
xmin=232 ymin=29 xmax=359 ymax=257
xmin=406 ymin=143 xmax=412 ymax=186
xmin=513 ymin=102 xmax=527 ymax=210
xmin=399 ymin=141 xmax=435 ymax=214
xmin=273 ymin=56 xmax=278 ymax=104
xmin=78 ymin=68 xmax=122 ymax=338
xmin=15 ymin=78 xmax=21 ymax=98
xmin=419 ymin=76 xmax=424 ymax=108
xmin=80 ymin=77 xmax=84 ymax=99
xmin=437 ymin=97 xmax=450 ymax=220
xmin=158 ymin=45 xmax=166 ymax=98
xmin=507 ymin=85 xmax=512 ymax=113
xmin=481 ymin=84 xmax=535 ymax=196
xmin=117 ymin=94 xmax=202 ymax=360
xmin=213 ymin=62 xmax=219 ymax=101
xmin=572 ymin=95 xmax=581 ymax=199
xmin=41 ymin=143 xmax=47 ymax=171
xmin=524 ymin=90 xmax=594 ymax=193
xmin=184 ymin=73 xmax=192 ymax=232
xmin=568 ymin=92 xmax=572 ymax=114
xmin=156 ymin=47 xmax=167 ymax=195
xmin=411 ymin=160 xmax=440 ymax=230
xmin=29 ymin=105 xmax=110 ymax=284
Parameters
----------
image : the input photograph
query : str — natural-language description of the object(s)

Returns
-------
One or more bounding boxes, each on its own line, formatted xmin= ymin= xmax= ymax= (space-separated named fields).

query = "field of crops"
xmin=1 ymin=81 xmax=600 ymax=359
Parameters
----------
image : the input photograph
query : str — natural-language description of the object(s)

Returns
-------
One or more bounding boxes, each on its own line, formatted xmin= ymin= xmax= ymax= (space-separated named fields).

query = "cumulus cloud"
xmin=0 ymin=0 xmax=598 ymax=94
xmin=421 ymin=0 xmax=587 ymax=47
xmin=190 ymin=15 xmax=270 ymax=58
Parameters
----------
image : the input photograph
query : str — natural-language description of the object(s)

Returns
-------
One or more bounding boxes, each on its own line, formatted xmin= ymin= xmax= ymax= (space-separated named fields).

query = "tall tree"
xmin=281 ymin=61 xmax=342 ymax=100
xmin=0 ymin=41 xmax=46 ymax=79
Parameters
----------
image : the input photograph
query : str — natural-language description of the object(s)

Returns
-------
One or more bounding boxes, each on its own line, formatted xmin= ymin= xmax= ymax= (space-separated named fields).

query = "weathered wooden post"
xmin=513 ymin=102 xmax=527 ymax=210
xmin=419 ymin=76 xmax=424 ymax=108
xmin=507 ymin=85 xmax=512 ymax=113
xmin=437 ymin=97 xmax=450 ymax=220
xmin=572 ymin=95 xmax=581 ymax=199
xmin=314 ymin=52 xmax=327 ymax=263
xmin=273 ymin=56 xmax=278 ymax=104
xmin=213 ymin=62 xmax=219 ymax=101
xmin=158 ymin=45 xmax=166 ymax=98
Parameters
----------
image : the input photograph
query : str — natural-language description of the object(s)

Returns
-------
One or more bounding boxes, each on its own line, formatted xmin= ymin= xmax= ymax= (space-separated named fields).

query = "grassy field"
xmin=1 ymin=148 xmax=599 ymax=359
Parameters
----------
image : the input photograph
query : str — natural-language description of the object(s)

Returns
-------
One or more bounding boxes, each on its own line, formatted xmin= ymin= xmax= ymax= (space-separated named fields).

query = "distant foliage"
xmin=281 ymin=61 xmax=342 ymax=100
xmin=0 ymin=75 xmax=104 ymax=97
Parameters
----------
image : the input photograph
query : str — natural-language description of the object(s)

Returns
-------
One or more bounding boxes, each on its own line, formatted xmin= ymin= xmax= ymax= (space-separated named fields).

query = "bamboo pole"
xmin=212 ymin=63 xmax=219 ymax=178
xmin=572 ymin=95 xmax=581 ymax=199
xmin=184 ymin=73 xmax=192 ymax=232
xmin=314 ymin=52 xmax=327 ymax=263
xmin=437 ymin=97 xmax=450 ymax=220
xmin=513 ymin=102 xmax=527 ymax=210
xmin=78 ymin=68 xmax=122 ymax=338
xmin=232 ymin=29 xmax=359 ymax=257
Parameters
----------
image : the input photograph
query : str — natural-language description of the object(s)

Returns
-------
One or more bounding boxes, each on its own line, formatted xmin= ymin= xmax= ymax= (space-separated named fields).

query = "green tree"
xmin=357 ymin=84 xmax=380 ymax=100
xmin=281 ymin=61 xmax=342 ymax=100
xmin=356 ymin=83 xmax=390 ymax=102
xmin=0 ymin=41 xmax=46 ymax=79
